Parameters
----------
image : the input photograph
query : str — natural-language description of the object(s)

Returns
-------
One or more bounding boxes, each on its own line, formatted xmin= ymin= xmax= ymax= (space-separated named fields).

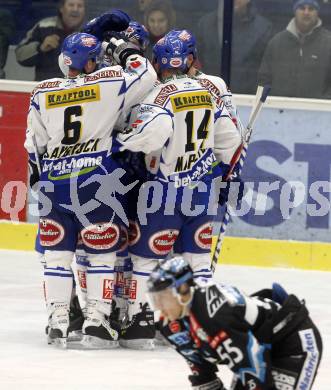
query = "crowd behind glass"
xmin=1 ymin=0 xmax=331 ymax=99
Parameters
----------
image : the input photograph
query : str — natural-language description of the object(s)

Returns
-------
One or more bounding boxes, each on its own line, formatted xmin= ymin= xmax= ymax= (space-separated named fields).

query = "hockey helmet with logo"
xmin=61 ymin=32 xmax=102 ymax=72
xmin=153 ymin=29 xmax=195 ymax=71
xmin=147 ymin=257 xmax=194 ymax=293
xmin=176 ymin=29 xmax=197 ymax=59
xmin=124 ymin=21 xmax=150 ymax=51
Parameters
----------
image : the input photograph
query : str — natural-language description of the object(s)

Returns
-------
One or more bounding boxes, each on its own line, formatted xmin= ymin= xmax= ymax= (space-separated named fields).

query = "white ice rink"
xmin=0 ymin=249 xmax=330 ymax=390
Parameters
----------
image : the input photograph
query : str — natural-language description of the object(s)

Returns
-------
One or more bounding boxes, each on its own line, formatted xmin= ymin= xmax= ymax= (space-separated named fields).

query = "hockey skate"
xmin=47 ymin=302 xmax=70 ymax=348
xmin=120 ymin=303 xmax=155 ymax=350
xmin=82 ymin=300 xmax=120 ymax=349
xmin=67 ymin=295 xmax=85 ymax=341
xmin=45 ymin=295 xmax=85 ymax=342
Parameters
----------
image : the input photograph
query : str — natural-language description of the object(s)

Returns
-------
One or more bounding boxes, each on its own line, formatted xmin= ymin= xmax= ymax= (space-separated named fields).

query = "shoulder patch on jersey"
xmin=206 ymin=284 xmax=228 ymax=318
xmin=32 ymin=80 xmax=62 ymax=96
xmin=154 ymin=84 xmax=178 ymax=106
xmin=199 ymin=78 xmax=221 ymax=97
xmin=198 ymin=78 xmax=224 ymax=108
xmin=84 ymin=69 xmax=122 ymax=82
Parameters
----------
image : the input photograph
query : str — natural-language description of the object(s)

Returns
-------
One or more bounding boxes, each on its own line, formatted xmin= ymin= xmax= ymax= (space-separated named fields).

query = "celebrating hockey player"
xmin=147 ymin=257 xmax=323 ymax=390
xmin=24 ymin=11 xmax=157 ymax=348
xmin=116 ymin=30 xmax=241 ymax=349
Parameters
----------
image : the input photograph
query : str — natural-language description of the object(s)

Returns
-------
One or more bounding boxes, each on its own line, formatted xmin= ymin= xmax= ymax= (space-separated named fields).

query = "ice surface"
xmin=0 ymin=249 xmax=329 ymax=389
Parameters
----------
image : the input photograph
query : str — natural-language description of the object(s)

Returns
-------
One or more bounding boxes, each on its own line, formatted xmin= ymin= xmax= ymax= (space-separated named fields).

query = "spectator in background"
xmin=144 ymin=0 xmax=176 ymax=59
xmin=130 ymin=0 xmax=155 ymax=24
xmin=0 ymin=9 xmax=15 ymax=79
xmin=258 ymin=0 xmax=331 ymax=98
xmin=15 ymin=0 xmax=85 ymax=81
xmin=198 ymin=0 xmax=273 ymax=94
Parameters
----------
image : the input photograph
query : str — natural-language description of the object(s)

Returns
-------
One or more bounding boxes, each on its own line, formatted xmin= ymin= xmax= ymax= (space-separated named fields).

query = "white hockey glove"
xmin=102 ymin=38 xmax=142 ymax=67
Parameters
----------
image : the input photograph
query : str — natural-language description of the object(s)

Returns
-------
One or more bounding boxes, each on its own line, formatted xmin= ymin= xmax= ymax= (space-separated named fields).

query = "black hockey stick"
xmin=211 ymin=85 xmax=271 ymax=273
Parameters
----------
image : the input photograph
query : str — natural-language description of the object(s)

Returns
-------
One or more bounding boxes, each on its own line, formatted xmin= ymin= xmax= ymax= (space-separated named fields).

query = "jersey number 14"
xmin=184 ymin=109 xmax=211 ymax=153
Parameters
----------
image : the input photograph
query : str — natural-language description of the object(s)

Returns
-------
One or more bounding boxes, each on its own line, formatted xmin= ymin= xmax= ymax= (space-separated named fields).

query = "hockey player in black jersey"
xmin=147 ymin=257 xmax=322 ymax=390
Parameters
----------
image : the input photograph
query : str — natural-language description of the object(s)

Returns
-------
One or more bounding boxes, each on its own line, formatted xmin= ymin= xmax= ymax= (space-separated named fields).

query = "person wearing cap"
xmin=147 ymin=256 xmax=323 ymax=390
xmin=258 ymin=0 xmax=331 ymax=98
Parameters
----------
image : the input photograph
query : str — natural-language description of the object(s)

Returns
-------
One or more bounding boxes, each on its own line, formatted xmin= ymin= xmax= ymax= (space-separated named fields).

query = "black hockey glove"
xmin=103 ymin=37 xmax=143 ymax=67
xmin=28 ymin=159 xmax=40 ymax=188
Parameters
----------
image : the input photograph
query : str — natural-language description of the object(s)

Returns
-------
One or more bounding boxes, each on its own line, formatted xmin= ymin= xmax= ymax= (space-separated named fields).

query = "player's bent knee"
xmin=44 ymin=250 xmax=74 ymax=269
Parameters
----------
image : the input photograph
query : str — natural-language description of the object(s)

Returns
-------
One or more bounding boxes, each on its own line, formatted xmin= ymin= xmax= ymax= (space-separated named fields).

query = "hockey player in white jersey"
xmin=182 ymin=29 xmax=244 ymax=135
xmin=116 ymin=30 xmax=242 ymax=349
xmin=25 ymin=28 xmax=157 ymax=348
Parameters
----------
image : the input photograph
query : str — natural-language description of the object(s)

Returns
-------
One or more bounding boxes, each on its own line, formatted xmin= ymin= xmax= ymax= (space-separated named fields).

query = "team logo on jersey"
xmin=81 ymin=222 xmax=119 ymax=250
xmin=39 ymin=218 xmax=65 ymax=246
xmin=149 ymin=229 xmax=179 ymax=255
xmin=129 ymin=60 xmax=142 ymax=69
xmin=128 ymin=220 xmax=141 ymax=246
xmin=194 ymin=222 xmax=212 ymax=249
xmin=45 ymin=85 xmax=100 ymax=109
xmin=81 ymin=36 xmax=97 ymax=47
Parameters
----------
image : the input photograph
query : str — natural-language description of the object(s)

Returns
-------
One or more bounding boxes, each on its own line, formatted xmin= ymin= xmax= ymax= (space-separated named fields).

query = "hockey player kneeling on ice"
xmin=24 ymin=11 xmax=157 ymax=348
xmin=147 ymin=257 xmax=323 ymax=390
xmin=117 ymin=30 xmax=241 ymax=350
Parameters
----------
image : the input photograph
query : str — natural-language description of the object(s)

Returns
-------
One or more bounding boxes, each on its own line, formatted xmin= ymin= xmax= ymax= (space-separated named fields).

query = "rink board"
xmin=0 ymin=221 xmax=330 ymax=271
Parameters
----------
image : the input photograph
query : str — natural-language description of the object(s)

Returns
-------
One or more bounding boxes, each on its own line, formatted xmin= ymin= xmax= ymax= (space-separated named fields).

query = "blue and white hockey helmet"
xmin=176 ymin=29 xmax=197 ymax=59
xmin=147 ymin=257 xmax=194 ymax=293
xmin=60 ymin=32 xmax=102 ymax=72
xmin=124 ymin=21 xmax=150 ymax=51
xmin=153 ymin=29 xmax=196 ymax=71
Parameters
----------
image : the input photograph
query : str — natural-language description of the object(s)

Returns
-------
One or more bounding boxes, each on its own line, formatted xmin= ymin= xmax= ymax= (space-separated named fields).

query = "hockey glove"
xmin=103 ymin=38 xmax=143 ymax=67
xmin=28 ymin=158 xmax=40 ymax=188
xmin=191 ymin=377 xmax=225 ymax=390
xmin=83 ymin=9 xmax=130 ymax=40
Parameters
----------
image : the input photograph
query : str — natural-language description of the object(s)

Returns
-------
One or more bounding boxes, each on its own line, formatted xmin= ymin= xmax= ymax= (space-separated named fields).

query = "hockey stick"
xmin=211 ymin=85 xmax=271 ymax=273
